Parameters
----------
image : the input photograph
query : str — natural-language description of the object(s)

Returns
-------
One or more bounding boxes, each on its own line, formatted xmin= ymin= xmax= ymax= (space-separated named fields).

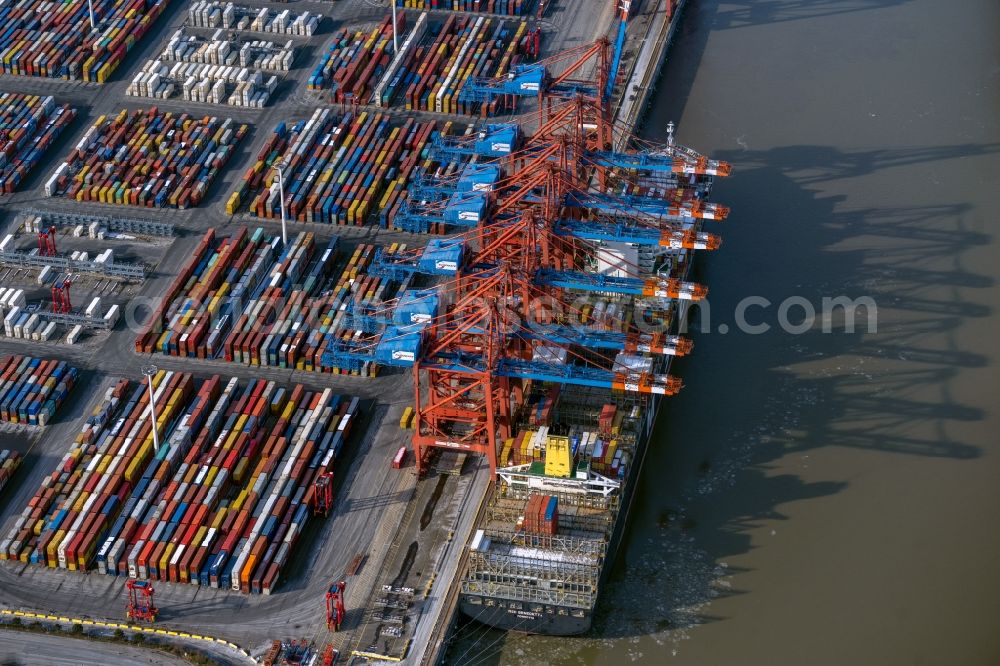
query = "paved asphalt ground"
xmin=0 ymin=631 xmax=190 ymax=666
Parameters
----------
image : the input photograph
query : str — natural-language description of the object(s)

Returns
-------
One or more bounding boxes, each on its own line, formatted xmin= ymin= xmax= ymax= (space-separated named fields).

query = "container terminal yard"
xmin=0 ymin=0 xmax=708 ymax=664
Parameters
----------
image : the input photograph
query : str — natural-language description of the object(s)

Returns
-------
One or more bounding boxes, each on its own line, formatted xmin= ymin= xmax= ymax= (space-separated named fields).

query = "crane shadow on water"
xmin=449 ymin=152 xmax=992 ymax=664
xmin=584 ymin=141 xmax=991 ymax=644
xmin=711 ymin=0 xmax=919 ymax=31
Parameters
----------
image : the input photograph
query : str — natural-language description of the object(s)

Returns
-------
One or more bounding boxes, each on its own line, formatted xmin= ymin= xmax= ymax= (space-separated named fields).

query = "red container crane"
xmin=312 ymin=472 xmax=334 ymax=517
xmin=37 ymin=226 xmax=57 ymax=257
xmin=125 ymin=579 xmax=157 ymax=623
xmin=322 ymin=644 xmax=339 ymax=665
xmin=326 ymin=580 xmax=346 ymax=631
xmin=50 ymin=274 xmax=72 ymax=313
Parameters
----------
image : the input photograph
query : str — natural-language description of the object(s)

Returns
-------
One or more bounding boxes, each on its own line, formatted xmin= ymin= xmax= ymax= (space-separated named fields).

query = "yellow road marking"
xmin=1 ymin=607 xmax=243 ymax=653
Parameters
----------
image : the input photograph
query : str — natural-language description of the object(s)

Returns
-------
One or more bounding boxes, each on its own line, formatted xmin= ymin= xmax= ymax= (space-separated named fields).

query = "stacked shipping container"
xmin=160 ymin=28 xmax=294 ymax=71
xmin=126 ymin=28 xmax=287 ymax=107
xmin=187 ymin=2 xmax=320 ymax=36
xmin=0 ymin=450 xmax=21 ymax=495
xmin=0 ymin=372 xmax=361 ymax=595
xmin=309 ymin=12 xmax=525 ymax=115
xmin=0 ymin=356 xmax=78 ymax=426
xmin=127 ymin=59 xmax=280 ymax=107
xmin=522 ymin=493 xmax=558 ymax=536
xmin=45 ymin=109 xmax=247 ymax=208
xmin=306 ymin=15 xmax=403 ymax=101
xmin=498 ymin=425 xmax=627 ymax=481
xmin=0 ymin=0 xmax=170 ymax=82
xmin=0 ymin=94 xmax=76 ymax=194
xmin=226 ymin=109 xmax=437 ymax=226
xmin=133 ymin=227 xmax=412 ymax=377
xmin=396 ymin=0 xmax=542 ymax=16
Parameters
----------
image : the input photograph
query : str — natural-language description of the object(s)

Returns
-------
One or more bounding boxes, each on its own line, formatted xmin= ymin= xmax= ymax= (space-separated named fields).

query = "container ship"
xmin=456 ymin=158 xmax=725 ymax=635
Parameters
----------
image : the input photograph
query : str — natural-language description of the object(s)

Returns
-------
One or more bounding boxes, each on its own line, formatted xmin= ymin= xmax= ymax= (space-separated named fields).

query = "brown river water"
xmin=448 ymin=0 xmax=1000 ymax=663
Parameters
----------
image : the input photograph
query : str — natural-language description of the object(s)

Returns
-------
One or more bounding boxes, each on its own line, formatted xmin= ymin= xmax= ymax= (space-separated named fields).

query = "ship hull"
xmin=458 ymin=599 xmax=592 ymax=635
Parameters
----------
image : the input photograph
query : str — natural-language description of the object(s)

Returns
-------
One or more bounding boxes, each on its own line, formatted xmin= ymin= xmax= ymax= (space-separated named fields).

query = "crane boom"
xmin=534 ymin=268 xmax=708 ymax=300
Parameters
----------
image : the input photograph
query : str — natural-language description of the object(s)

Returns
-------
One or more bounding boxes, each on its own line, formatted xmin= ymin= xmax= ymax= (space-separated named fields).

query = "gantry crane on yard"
xmin=322 ymin=644 xmax=339 ymax=665
xmin=50 ymin=273 xmax=72 ymax=314
xmin=326 ymin=580 xmax=346 ymax=631
xmin=125 ymin=579 xmax=157 ymax=623
xmin=313 ymin=472 xmax=334 ymax=517
xmin=37 ymin=225 xmax=57 ymax=257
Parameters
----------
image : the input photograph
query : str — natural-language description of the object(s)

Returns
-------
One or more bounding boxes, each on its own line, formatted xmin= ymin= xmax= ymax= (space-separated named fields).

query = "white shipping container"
xmin=40 ymin=321 xmax=57 ymax=341
xmin=4 ymin=309 xmax=14 ymax=336
xmin=104 ymin=304 xmax=120 ymax=328
xmin=37 ymin=265 xmax=53 ymax=285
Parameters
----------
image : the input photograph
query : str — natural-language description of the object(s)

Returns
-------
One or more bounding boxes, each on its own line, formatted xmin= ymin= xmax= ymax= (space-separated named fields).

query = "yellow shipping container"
xmin=226 ymin=190 xmax=241 ymax=215
xmin=211 ymin=508 xmax=227 ymax=529
xmin=47 ymin=530 xmax=65 ymax=568
xmin=159 ymin=543 xmax=176 ymax=576
xmin=500 ymin=438 xmax=514 ymax=466
xmin=232 ymin=457 xmax=248 ymax=484
xmin=544 ymin=436 xmax=572 ymax=478
xmin=124 ymin=441 xmax=153 ymax=483
xmin=233 ymin=489 xmax=248 ymax=512
xmin=399 ymin=406 xmax=414 ymax=429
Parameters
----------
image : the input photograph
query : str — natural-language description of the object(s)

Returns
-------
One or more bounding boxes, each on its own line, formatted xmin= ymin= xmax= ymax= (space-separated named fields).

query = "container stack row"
xmin=227 ymin=109 xmax=437 ymax=225
xmin=521 ymin=493 xmax=558 ymax=536
xmin=134 ymin=230 xmax=232 ymax=359
xmin=0 ymin=0 xmax=169 ymax=81
xmin=2 ymin=309 xmax=60 ymax=342
xmin=187 ymin=2 xmax=320 ymax=36
xmin=134 ymin=228 xmax=412 ymax=377
xmin=306 ymin=15 xmax=403 ymax=101
xmin=160 ymin=28 xmax=294 ymax=71
xmin=0 ymin=450 xmax=22 ymax=495
xmin=0 ymin=94 xmax=76 ymax=194
xmin=0 ymin=288 xmax=59 ymax=343
xmin=309 ymin=12 xmax=525 ymax=115
xmin=0 ymin=356 xmax=78 ymax=426
xmin=396 ymin=0 xmax=542 ymax=16
xmin=145 ymin=227 xmax=339 ymax=362
xmin=0 ymin=371 xmax=361 ymax=596
xmin=127 ymin=60 xmax=279 ymax=107
xmin=499 ymin=425 xmax=629 ymax=481
xmin=44 ymin=109 xmax=248 ymax=208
